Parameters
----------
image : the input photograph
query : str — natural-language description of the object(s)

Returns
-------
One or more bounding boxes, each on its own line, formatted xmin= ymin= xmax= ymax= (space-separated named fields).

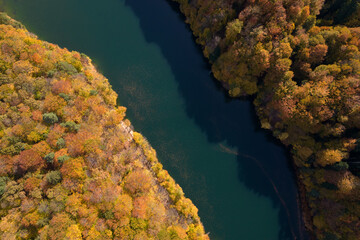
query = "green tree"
xmin=46 ymin=170 xmax=62 ymax=185
xmin=42 ymin=113 xmax=58 ymax=125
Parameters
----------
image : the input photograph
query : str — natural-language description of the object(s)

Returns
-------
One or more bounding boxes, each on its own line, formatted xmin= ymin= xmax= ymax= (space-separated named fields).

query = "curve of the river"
xmin=0 ymin=0 xmax=308 ymax=239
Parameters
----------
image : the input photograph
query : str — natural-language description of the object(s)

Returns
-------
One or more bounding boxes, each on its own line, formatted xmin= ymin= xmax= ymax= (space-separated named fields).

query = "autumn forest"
xmin=0 ymin=0 xmax=360 ymax=239
xmin=0 ymin=13 xmax=208 ymax=240
xmin=173 ymin=0 xmax=360 ymax=239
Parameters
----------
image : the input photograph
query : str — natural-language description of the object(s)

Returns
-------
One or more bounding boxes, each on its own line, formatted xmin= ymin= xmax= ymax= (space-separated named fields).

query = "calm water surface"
xmin=1 ymin=0 xmax=308 ymax=239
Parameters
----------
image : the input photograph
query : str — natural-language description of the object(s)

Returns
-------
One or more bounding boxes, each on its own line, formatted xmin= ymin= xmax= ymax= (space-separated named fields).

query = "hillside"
xmin=173 ymin=0 xmax=360 ymax=239
xmin=0 ymin=13 xmax=208 ymax=240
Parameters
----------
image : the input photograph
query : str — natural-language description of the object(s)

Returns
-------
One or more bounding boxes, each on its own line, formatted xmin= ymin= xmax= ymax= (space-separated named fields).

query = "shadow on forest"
xmin=123 ymin=0 xmax=308 ymax=239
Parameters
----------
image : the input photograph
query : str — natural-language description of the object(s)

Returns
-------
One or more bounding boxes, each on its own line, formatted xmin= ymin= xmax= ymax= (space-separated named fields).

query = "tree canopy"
xmin=174 ymin=0 xmax=360 ymax=239
xmin=0 ymin=13 xmax=208 ymax=240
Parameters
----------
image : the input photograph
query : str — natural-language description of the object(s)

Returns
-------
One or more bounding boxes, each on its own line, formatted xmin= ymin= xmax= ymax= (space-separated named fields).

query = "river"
xmin=0 ymin=0 xmax=308 ymax=239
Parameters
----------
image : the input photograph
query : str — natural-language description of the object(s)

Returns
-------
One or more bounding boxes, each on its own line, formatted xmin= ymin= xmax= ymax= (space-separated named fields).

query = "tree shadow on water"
xmin=123 ymin=0 xmax=309 ymax=239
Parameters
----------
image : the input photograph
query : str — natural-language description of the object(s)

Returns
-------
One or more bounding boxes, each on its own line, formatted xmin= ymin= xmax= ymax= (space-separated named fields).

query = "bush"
xmin=45 ymin=152 xmax=55 ymax=164
xmin=1 ymin=145 xmax=19 ymax=155
xmin=46 ymin=171 xmax=62 ymax=185
xmin=332 ymin=162 xmax=349 ymax=171
xmin=90 ymin=89 xmax=98 ymax=96
xmin=14 ymin=142 xmax=26 ymax=152
xmin=47 ymin=70 xmax=55 ymax=78
xmin=0 ymin=177 xmax=9 ymax=196
xmin=56 ymin=138 xmax=66 ymax=149
xmin=100 ymin=210 xmax=114 ymax=220
xmin=59 ymin=93 xmax=70 ymax=102
xmin=57 ymin=155 xmax=70 ymax=164
xmin=27 ymin=131 xmax=42 ymax=143
xmin=130 ymin=218 xmax=148 ymax=231
xmin=60 ymin=121 xmax=80 ymax=133
xmin=0 ymin=60 xmax=10 ymax=74
xmin=42 ymin=113 xmax=58 ymax=125
xmin=57 ymin=61 xmax=78 ymax=75
xmin=157 ymin=229 xmax=171 ymax=240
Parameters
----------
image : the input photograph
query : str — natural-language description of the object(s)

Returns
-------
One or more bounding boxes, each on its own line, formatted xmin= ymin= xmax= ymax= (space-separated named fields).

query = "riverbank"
xmin=0 ymin=13 xmax=208 ymax=239
xmin=171 ymin=0 xmax=360 ymax=239
xmin=168 ymin=0 xmax=312 ymax=238
xmin=295 ymin=168 xmax=315 ymax=240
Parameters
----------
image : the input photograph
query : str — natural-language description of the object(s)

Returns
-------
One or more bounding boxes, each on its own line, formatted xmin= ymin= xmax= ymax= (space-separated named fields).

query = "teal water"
xmin=0 ymin=0 xmax=307 ymax=239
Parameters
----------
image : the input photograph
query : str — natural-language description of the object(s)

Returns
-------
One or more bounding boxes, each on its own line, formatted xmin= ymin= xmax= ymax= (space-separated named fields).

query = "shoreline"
xmin=169 ymin=1 xmax=316 ymax=238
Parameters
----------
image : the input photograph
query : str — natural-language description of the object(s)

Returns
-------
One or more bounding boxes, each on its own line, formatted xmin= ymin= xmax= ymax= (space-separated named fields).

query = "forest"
xmin=173 ymin=0 xmax=360 ymax=239
xmin=0 ymin=13 xmax=209 ymax=240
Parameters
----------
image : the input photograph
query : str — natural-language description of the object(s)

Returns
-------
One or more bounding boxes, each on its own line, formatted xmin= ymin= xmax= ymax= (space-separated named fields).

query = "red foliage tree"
xmin=16 ymin=149 xmax=44 ymax=173
xmin=51 ymin=80 xmax=72 ymax=95
xmin=132 ymin=196 xmax=148 ymax=219
xmin=124 ymin=171 xmax=152 ymax=196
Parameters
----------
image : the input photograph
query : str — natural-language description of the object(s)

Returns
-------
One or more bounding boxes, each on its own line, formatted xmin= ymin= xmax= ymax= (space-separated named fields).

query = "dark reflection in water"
xmin=123 ymin=0 xmax=308 ymax=239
